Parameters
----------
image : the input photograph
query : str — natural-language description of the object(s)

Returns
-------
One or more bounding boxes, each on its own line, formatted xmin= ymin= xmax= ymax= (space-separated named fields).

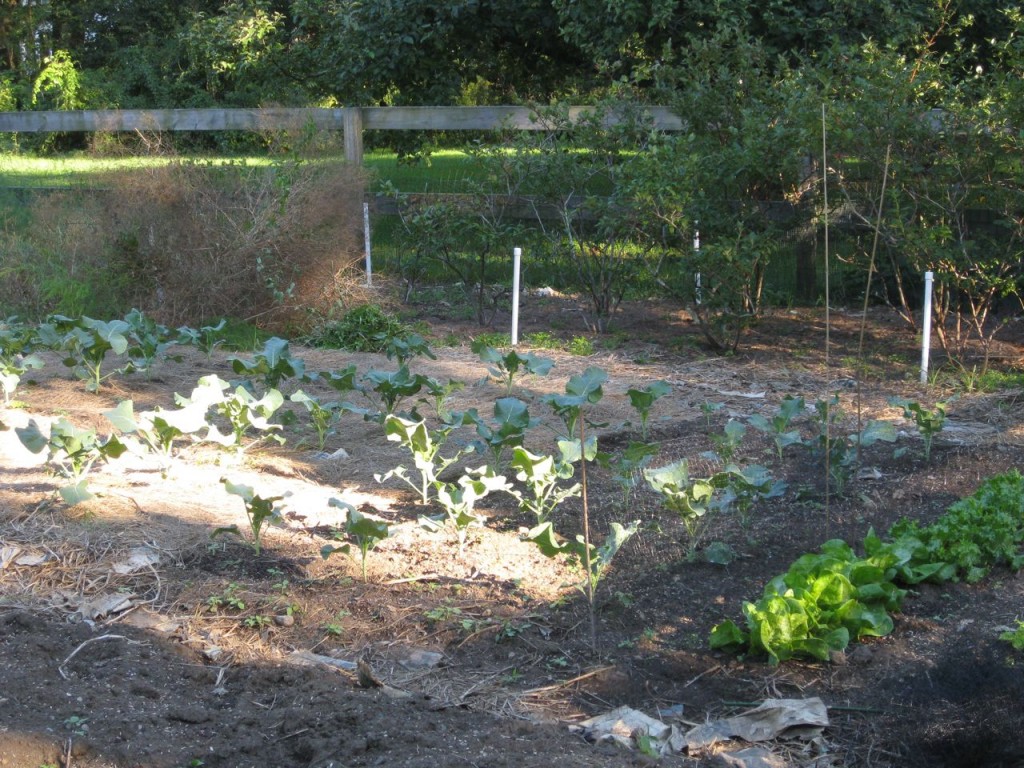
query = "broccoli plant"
xmin=626 ymin=380 xmax=671 ymax=440
xmin=509 ymin=445 xmax=581 ymax=525
xmin=229 ymin=337 xmax=306 ymax=390
xmin=0 ymin=320 xmax=44 ymax=405
xmin=747 ymin=395 xmax=805 ymax=460
xmin=467 ymin=397 xmax=537 ymax=472
xmin=320 ymin=499 xmax=390 ymax=582
xmin=889 ymin=397 xmax=947 ymax=462
xmin=472 ymin=340 xmax=554 ymax=395
xmin=376 ymin=413 xmax=469 ymax=504
xmin=423 ymin=469 xmax=511 ymax=554
xmin=644 ymin=459 xmax=717 ymax=559
xmin=44 ymin=315 xmax=132 ymax=393
xmin=216 ymin=479 xmax=289 ymax=554
xmin=16 ymin=417 xmax=126 ymax=503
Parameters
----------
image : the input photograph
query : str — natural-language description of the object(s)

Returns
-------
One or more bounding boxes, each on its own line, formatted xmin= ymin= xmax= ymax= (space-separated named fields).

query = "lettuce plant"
xmin=710 ymin=539 xmax=907 ymax=665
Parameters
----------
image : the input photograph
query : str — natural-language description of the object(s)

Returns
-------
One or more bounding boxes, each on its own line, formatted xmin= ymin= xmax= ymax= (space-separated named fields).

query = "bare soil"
xmin=2 ymin=291 xmax=1024 ymax=768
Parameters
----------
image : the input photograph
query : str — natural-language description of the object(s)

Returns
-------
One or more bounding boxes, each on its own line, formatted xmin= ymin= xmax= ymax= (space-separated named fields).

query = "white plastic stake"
xmin=511 ymin=247 xmax=522 ymax=346
xmin=693 ymin=225 xmax=702 ymax=305
xmin=920 ymin=271 xmax=934 ymax=384
xmin=363 ymin=201 xmax=372 ymax=287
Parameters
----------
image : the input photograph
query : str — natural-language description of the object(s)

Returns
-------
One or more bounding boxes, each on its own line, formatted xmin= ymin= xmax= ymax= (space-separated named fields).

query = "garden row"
xmin=2 ymin=309 xmax=992 ymax=660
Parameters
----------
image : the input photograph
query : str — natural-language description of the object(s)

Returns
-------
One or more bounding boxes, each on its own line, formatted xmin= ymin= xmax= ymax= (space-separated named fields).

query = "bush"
xmin=0 ymin=133 xmax=366 ymax=328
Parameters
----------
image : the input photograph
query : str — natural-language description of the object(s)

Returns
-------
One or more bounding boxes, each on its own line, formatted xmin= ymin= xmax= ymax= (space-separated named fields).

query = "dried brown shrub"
xmin=1 ymin=130 xmax=367 ymax=329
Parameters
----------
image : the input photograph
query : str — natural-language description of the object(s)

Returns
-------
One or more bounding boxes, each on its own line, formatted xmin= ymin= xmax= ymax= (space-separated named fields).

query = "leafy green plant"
xmin=712 ymin=463 xmax=786 ymax=529
xmin=307 ymin=304 xmax=408 ymax=352
xmin=889 ymin=397 xmax=947 ymax=462
xmin=215 ymin=478 xmax=288 ymax=554
xmin=175 ymin=319 xmax=228 ymax=357
xmin=423 ymin=469 xmax=511 ymax=554
xmin=381 ymin=331 xmax=436 ymax=366
xmin=710 ymin=539 xmax=907 ymax=665
xmin=808 ymin=396 xmax=896 ymax=494
xmin=999 ymin=620 xmax=1024 ymax=652
xmin=626 ymin=380 xmax=671 ymax=440
xmin=45 ymin=315 xmax=131 ymax=392
xmin=104 ymin=399 xmax=208 ymax=467
xmin=320 ymin=499 xmax=390 ymax=582
xmin=122 ymin=308 xmax=175 ymax=375
xmin=599 ymin=441 xmax=660 ymax=507
xmin=529 ymin=518 xmax=640 ymax=620
xmin=509 ymin=446 xmax=580 ymax=525
xmin=708 ymin=419 xmax=746 ymax=462
xmin=0 ymin=320 xmax=44 ymax=404
xmin=206 ymin=583 xmax=246 ymax=612
xmin=229 ymin=336 xmax=306 ymax=390
xmin=199 ymin=377 xmax=285 ymax=451
xmin=290 ymin=389 xmax=343 ymax=451
xmin=376 ymin=413 xmax=467 ymax=504
xmin=472 ymin=340 xmax=554 ymax=395
xmin=747 ymin=395 xmax=805 ymax=460
xmin=543 ymin=366 xmax=608 ymax=442
xmin=881 ymin=470 xmax=1024 ymax=583
xmin=16 ymin=417 xmax=126 ymax=503
xmin=644 ymin=459 xmax=717 ymax=559
xmin=467 ymin=397 xmax=536 ymax=471
xmin=359 ymin=366 xmax=433 ymax=419
xmin=700 ymin=400 xmax=725 ymax=428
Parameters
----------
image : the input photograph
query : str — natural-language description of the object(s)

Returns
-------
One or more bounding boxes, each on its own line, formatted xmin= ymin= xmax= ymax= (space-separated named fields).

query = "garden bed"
xmin=1 ymin=296 xmax=1023 ymax=768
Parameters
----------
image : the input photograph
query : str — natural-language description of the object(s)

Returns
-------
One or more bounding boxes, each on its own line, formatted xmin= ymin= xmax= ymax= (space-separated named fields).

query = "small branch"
xmin=521 ymin=665 xmax=616 ymax=696
xmin=58 ymin=634 xmax=136 ymax=680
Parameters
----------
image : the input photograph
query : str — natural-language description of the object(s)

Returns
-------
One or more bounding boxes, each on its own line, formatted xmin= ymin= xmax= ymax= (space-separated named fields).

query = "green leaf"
xmin=59 ymin=479 xmax=94 ymax=505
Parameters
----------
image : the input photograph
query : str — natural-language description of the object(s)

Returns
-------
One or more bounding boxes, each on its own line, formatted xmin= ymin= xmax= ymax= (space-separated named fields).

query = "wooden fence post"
xmin=342 ymin=108 xmax=364 ymax=167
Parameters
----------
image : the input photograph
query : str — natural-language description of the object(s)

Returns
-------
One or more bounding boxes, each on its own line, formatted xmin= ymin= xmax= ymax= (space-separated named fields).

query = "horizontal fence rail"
xmin=0 ymin=106 xmax=684 ymax=165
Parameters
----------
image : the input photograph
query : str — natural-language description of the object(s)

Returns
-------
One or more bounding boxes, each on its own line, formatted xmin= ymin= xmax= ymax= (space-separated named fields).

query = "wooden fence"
xmin=0 ymin=106 xmax=684 ymax=166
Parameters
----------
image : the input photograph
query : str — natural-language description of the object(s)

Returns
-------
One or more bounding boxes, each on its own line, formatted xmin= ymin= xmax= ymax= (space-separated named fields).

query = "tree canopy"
xmin=1 ymin=0 xmax=1019 ymax=113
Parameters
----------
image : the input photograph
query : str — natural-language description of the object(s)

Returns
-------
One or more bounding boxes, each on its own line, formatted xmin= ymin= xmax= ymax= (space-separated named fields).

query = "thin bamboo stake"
xmin=855 ymin=144 xmax=892 ymax=443
xmin=822 ymin=104 xmax=832 ymax=537
xmin=579 ymin=416 xmax=596 ymax=652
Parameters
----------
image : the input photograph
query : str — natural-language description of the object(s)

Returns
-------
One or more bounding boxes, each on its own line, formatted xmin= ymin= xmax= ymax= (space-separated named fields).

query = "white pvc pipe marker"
xmin=920 ymin=271 xmax=934 ymax=384
xmin=363 ymin=202 xmax=372 ymax=287
xmin=511 ymin=247 xmax=522 ymax=346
